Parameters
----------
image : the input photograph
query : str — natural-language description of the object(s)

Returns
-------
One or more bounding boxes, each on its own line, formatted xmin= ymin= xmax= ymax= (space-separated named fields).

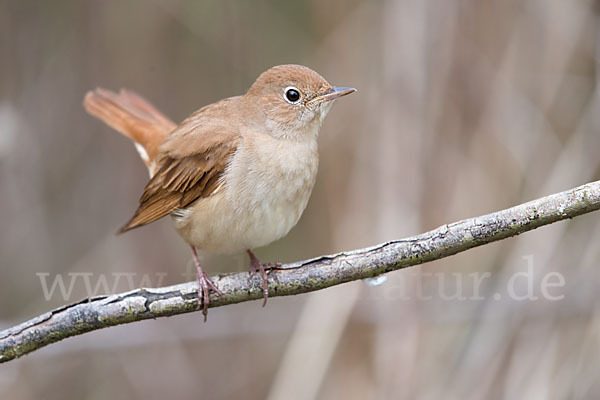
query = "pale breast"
xmin=173 ymin=132 xmax=319 ymax=254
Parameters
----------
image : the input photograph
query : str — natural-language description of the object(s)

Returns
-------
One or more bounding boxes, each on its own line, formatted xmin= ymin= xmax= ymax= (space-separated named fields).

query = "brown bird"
xmin=84 ymin=64 xmax=355 ymax=319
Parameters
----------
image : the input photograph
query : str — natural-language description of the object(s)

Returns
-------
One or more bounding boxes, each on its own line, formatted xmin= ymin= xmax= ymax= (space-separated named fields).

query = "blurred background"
xmin=1 ymin=0 xmax=600 ymax=399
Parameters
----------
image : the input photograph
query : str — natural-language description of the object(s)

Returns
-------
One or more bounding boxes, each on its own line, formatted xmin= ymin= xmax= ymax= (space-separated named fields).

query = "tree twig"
xmin=1 ymin=180 xmax=599 ymax=363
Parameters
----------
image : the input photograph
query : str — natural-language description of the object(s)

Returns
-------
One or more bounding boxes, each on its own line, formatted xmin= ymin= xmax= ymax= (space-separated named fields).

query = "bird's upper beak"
xmin=307 ymin=86 xmax=356 ymax=105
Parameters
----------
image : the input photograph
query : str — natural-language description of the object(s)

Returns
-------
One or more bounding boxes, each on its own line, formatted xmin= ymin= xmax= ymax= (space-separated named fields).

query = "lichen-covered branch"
xmin=1 ymin=180 xmax=599 ymax=363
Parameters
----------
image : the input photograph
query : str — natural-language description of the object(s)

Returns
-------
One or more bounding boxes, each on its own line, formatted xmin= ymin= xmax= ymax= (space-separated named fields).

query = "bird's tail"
xmin=83 ymin=88 xmax=176 ymax=176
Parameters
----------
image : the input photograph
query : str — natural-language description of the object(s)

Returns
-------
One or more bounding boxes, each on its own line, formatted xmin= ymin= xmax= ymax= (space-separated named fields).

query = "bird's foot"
xmin=246 ymin=249 xmax=280 ymax=307
xmin=195 ymin=267 xmax=223 ymax=321
xmin=191 ymin=247 xmax=223 ymax=321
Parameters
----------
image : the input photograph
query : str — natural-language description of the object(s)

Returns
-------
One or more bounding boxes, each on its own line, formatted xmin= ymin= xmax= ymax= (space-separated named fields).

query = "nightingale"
xmin=84 ymin=64 xmax=355 ymax=319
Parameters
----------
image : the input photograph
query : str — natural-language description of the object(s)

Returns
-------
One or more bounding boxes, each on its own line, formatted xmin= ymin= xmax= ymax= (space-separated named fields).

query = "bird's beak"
xmin=307 ymin=86 xmax=356 ymax=105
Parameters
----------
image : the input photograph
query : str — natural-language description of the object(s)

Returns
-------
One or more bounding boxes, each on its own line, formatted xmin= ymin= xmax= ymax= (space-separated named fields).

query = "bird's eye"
xmin=284 ymin=87 xmax=301 ymax=103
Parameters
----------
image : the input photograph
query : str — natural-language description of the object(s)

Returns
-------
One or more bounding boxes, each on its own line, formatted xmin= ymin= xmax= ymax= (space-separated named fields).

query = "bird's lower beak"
xmin=307 ymin=86 xmax=356 ymax=104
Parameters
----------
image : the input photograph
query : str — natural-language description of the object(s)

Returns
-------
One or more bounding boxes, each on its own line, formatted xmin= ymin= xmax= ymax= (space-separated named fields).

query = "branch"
xmin=2 ymin=180 xmax=600 ymax=363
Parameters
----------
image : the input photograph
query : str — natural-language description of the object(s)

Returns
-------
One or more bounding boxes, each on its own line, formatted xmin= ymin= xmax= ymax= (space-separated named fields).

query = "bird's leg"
xmin=191 ymin=246 xmax=223 ymax=321
xmin=246 ymin=249 xmax=280 ymax=307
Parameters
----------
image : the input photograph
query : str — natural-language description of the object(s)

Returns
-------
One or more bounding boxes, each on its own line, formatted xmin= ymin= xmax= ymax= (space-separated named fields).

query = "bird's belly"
xmin=172 ymin=159 xmax=317 ymax=254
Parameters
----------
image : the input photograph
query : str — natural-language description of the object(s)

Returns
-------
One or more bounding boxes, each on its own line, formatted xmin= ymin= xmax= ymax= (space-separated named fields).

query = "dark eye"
xmin=285 ymin=87 xmax=301 ymax=103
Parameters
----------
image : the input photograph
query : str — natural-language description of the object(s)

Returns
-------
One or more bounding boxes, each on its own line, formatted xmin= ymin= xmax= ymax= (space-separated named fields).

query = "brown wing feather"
xmin=117 ymin=96 xmax=244 ymax=234
xmin=118 ymin=143 xmax=238 ymax=233
xmin=118 ymin=143 xmax=237 ymax=233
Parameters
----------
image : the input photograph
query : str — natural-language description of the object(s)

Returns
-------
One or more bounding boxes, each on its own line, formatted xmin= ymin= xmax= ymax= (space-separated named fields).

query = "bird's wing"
xmin=118 ymin=102 xmax=242 ymax=233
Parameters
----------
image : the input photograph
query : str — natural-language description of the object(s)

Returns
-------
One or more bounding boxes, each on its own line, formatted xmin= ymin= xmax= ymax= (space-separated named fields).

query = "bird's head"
xmin=246 ymin=64 xmax=355 ymax=140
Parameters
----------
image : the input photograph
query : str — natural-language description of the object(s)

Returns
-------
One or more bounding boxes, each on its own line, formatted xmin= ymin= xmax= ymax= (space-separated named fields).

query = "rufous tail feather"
xmin=83 ymin=88 xmax=176 ymax=176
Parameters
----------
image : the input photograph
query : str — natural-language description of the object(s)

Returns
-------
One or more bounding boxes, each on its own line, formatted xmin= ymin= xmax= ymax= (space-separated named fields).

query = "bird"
xmin=84 ymin=64 xmax=356 ymax=320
